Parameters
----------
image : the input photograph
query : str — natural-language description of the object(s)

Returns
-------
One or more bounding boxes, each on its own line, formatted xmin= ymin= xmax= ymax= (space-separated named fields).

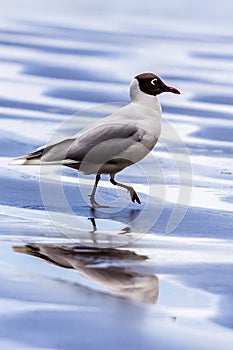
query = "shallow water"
xmin=0 ymin=0 xmax=233 ymax=349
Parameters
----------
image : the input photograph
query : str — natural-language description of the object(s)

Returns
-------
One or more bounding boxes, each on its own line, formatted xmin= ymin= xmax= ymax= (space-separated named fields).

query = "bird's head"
xmin=134 ymin=72 xmax=181 ymax=96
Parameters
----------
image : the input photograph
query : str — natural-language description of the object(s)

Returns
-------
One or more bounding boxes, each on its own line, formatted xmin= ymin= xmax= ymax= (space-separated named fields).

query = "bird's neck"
xmin=129 ymin=79 xmax=161 ymax=110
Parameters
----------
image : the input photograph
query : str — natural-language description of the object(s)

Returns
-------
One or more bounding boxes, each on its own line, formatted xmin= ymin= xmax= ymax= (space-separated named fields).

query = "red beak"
xmin=164 ymin=85 xmax=181 ymax=94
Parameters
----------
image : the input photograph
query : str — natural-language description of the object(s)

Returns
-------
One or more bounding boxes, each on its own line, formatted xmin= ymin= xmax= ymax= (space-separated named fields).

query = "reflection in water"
xmin=13 ymin=244 xmax=159 ymax=304
xmin=86 ymin=217 xmax=132 ymax=245
xmin=88 ymin=217 xmax=131 ymax=233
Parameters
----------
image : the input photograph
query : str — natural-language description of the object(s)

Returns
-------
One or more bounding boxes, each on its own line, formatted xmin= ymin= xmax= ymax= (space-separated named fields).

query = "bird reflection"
xmin=13 ymin=244 xmax=159 ymax=304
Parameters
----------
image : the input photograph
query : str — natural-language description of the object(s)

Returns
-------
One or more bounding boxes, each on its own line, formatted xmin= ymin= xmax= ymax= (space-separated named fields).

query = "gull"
xmin=13 ymin=73 xmax=180 ymax=208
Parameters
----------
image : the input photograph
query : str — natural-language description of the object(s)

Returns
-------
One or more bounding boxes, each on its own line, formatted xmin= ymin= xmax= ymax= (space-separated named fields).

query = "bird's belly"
xmin=72 ymin=160 xmax=130 ymax=175
xmin=108 ymin=136 xmax=158 ymax=172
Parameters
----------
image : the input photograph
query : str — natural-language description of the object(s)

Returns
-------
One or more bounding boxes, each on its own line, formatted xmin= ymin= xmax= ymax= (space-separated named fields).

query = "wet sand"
xmin=0 ymin=0 xmax=233 ymax=349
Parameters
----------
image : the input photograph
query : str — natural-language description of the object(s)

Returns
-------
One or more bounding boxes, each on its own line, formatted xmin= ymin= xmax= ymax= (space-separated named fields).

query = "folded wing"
xmin=42 ymin=123 xmax=143 ymax=165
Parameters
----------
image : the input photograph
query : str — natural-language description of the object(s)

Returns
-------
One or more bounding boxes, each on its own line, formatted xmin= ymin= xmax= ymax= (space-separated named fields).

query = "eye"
xmin=151 ymin=78 xmax=158 ymax=85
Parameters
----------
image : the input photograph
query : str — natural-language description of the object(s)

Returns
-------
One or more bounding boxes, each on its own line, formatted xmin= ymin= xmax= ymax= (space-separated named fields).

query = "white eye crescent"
xmin=151 ymin=78 xmax=158 ymax=85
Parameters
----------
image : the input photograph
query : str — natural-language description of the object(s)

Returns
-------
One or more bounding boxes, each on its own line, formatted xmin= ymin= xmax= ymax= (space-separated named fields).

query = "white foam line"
xmin=153 ymin=150 xmax=232 ymax=169
xmin=0 ymin=107 xmax=66 ymax=120
xmin=0 ymin=205 xmax=50 ymax=222
xmin=185 ymin=135 xmax=233 ymax=148
xmin=4 ymin=73 xmax=126 ymax=91
xmin=0 ymin=298 xmax=100 ymax=315
xmin=166 ymin=113 xmax=233 ymax=128
xmin=0 ymin=32 xmax=124 ymax=52
xmin=164 ymin=99 xmax=233 ymax=115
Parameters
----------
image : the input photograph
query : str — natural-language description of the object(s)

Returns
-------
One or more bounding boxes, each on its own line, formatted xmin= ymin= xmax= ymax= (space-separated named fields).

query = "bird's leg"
xmin=89 ymin=174 xmax=101 ymax=208
xmin=89 ymin=174 xmax=109 ymax=208
xmin=110 ymin=175 xmax=141 ymax=204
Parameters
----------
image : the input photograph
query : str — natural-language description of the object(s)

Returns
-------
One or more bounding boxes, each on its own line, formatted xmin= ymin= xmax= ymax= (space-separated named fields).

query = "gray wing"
xmin=41 ymin=123 xmax=144 ymax=164
xmin=66 ymin=123 xmax=142 ymax=163
xmin=41 ymin=138 xmax=76 ymax=162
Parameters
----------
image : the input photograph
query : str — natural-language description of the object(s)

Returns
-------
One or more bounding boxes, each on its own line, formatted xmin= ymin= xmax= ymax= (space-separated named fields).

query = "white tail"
xmin=10 ymin=157 xmax=42 ymax=165
xmin=10 ymin=155 xmax=79 ymax=167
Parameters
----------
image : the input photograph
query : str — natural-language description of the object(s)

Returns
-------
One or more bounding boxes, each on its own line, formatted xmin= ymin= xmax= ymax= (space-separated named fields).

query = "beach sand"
xmin=0 ymin=0 xmax=233 ymax=349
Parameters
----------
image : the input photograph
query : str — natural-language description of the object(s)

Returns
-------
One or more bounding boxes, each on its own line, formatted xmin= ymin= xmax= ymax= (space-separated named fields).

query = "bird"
xmin=13 ymin=73 xmax=180 ymax=208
